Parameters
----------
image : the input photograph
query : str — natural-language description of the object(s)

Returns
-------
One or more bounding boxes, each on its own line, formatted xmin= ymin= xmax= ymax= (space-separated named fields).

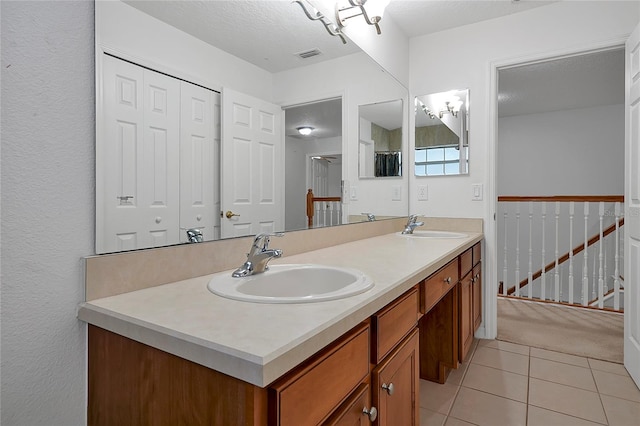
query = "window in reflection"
xmin=415 ymin=146 xmax=468 ymax=176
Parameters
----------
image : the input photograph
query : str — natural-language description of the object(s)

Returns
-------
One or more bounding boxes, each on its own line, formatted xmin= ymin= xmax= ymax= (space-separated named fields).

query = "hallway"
xmin=420 ymin=339 xmax=640 ymax=425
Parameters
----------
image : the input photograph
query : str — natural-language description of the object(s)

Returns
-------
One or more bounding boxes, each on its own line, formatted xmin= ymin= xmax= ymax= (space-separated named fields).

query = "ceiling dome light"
xmin=297 ymin=126 xmax=314 ymax=136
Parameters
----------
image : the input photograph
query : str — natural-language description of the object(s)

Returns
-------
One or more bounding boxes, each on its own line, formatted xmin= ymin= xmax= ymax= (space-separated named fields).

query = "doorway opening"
xmin=495 ymin=47 xmax=625 ymax=362
xmin=283 ymin=98 xmax=343 ymax=231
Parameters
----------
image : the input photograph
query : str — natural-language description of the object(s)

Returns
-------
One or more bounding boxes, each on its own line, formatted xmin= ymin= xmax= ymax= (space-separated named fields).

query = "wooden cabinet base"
xmin=88 ymin=325 xmax=267 ymax=426
xmin=419 ymin=287 xmax=459 ymax=384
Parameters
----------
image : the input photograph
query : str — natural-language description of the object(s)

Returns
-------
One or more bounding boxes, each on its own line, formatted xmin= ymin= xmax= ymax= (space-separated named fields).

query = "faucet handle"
xmin=253 ymin=232 xmax=284 ymax=249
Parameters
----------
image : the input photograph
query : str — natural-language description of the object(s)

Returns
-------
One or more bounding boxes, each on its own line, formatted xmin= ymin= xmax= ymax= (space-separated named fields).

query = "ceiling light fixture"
xmin=336 ymin=0 xmax=390 ymax=35
xmin=297 ymin=126 xmax=315 ymax=136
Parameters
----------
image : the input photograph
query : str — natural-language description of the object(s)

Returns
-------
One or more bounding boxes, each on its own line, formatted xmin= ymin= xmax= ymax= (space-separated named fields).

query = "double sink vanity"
xmin=78 ymin=218 xmax=483 ymax=425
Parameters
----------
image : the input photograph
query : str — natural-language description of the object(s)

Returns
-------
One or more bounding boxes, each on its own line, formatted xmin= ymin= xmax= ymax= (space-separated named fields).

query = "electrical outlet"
xmin=472 ymin=183 xmax=483 ymax=201
xmin=418 ymin=185 xmax=428 ymax=201
xmin=392 ymin=186 xmax=401 ymax=201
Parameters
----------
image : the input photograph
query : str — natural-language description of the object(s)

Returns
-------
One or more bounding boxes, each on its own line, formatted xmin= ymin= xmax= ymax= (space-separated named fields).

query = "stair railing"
xmin=497 ymin=196 xmax=624 ymax=312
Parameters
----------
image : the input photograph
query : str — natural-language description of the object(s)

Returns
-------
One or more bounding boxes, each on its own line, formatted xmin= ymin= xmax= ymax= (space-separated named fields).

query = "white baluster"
xmin=503 ymin=211 xmax=509 ymax=296
xmin=540 ymin=202 xmax=547 ymax=301
xmin=598 ymin=202 xmax=605 ymax=308
xmin=568 ymin=201 xmax=575 ymax=305
xmin=592 ymin=248 xmax=597 ymax=303
xmin=554 ymin=202 xmax=560 ymax=302
xmin=515 ymin=203 xmax=521 ymax=298
xmin=528 ymin=201 xmax=533 ymax=299
xmin=582 ymin=202 xmax=589 ymax=306
xmin=614 ymin=202 xmax=621 ymax=311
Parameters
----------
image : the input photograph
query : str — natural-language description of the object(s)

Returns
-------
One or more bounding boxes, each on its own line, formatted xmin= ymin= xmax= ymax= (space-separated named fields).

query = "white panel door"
xmin=312 ymin=157 xmax=329 ymax=196
xmin=179 ymin=81 xmax=217 ymax=243
xmin=625 ymin=22 xmax=640 ymax=388
xmin=221 ymin=88 xmax=283 ymax=238
xmin=98 ymin=55 xmax=180 ymax=253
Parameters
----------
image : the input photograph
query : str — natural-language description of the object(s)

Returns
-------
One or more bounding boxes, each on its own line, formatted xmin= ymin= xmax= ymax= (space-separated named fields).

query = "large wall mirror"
xmin=95 ymin=0 xmax=408 ymax=254
xmin=414 ymin=89 xmax=469 ymax=176
xmin=359 ymin=99 xmax=403 ymax=178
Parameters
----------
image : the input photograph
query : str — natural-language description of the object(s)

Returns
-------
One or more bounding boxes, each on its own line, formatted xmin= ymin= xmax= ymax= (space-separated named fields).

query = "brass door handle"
xmin=225 ymin=210 xmax=240 ymax=219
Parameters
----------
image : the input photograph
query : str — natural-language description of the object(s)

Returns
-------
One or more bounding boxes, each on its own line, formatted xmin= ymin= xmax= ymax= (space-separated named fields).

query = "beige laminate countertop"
xmin=77 ymin=231 xmax=482 ymax=387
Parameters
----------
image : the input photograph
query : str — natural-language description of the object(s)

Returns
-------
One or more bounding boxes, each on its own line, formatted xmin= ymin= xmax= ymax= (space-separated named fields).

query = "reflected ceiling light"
xmin=336 ymin=0 xmax=390 ymax=35
xmin=297 ymin=126 xmax=315 ymax=136
xmin=438 ymin=96 xmax=463 ymax=119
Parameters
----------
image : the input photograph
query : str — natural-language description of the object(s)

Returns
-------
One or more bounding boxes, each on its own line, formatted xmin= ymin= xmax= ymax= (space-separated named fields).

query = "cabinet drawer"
xmin=421 ymin=258 xmax=459 ymax=314
xmin=372 ymin=286 xmax=420 ymax=364
xmin=270 ymin=322 xmax=370 ymax=426
xmin=460 ymin=247 xmax=473 ymax=277
xmin=472 ymin=242 xmax=482 ymax=266
xmin=322 ymin=383 xmax=371 ymax=426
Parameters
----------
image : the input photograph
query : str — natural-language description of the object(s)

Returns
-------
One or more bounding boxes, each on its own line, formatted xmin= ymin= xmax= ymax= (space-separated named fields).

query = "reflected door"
xmin=97 ymin=55 xmax=181 ymax=253
xmin=221 ymin=88 xmax=284 ymax=238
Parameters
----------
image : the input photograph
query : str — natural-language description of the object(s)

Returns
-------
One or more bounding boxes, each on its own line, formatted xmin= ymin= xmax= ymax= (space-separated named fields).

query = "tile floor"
xmin=419 ymin=339 xmax=640 ymax=426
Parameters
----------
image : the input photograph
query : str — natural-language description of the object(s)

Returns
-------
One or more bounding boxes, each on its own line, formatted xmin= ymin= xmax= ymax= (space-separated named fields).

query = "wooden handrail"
xmin=506 ymin=217 xmax=624 ymax=296
xmin=498 ymin=195 xmax=624 ymax=202
xmin=306 ymin=189 xmax=341 ymax=228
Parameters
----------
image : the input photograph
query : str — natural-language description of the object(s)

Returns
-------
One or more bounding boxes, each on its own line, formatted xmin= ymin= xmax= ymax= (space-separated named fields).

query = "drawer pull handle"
xmin=444 ymin=276 xmax=452 ymax=284
xmin=382 ymin=382 xmax=395 ymax=395
xmin=362 ymin=406 xmax=378 ymax=422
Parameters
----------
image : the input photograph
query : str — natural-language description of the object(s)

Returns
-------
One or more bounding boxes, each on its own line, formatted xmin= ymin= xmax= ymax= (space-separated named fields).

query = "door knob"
xmin=362 ymin=406 xmax=377 ymax=422
xmin=225 ymin=210 xmax=240 ymax=219
xmin=382 ymin=382 xmax=395 ymax=395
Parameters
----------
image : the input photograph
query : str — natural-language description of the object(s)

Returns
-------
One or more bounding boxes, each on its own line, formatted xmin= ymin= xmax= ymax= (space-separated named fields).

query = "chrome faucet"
xmin=232 ymin=232 xmax=284 ymax=277
xmin=402 ymin=214 xmax=424 ymax=234
xmin=186 ymin=228 xmax=203 ymax=243
xmin=362 ymin=212 xmax=376 ymax=222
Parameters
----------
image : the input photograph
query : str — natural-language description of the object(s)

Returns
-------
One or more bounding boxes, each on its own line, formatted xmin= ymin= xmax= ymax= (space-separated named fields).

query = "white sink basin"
xmin=207 ymin=264 xmax=374 ymax=303
xmin=398 ymin=230 xmax=468 ymax=239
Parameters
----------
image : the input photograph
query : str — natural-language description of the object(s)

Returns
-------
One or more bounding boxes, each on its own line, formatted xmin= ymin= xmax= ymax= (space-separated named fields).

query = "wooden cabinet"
xmin=419 ymin=258 xmax=459 ymax=383
xmin=272 ymin=287 xmax=421 ymax=426
xmin=372 ymin=329 xmax=420 ymax=426
xmin=269 ymin=323 xmax=371 ymax=425
xmin=323 ymin=383 xmax=373 ymax=426
xmin=459 ymin=243 xmax=482 ymax=363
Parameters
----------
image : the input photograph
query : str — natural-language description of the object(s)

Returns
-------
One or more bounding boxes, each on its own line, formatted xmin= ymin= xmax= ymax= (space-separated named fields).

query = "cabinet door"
xmin=323 ymin=383 xmax=373 ymax=426
xmin=372 ymin=329 xmax=419 ymax=426
xmin=473 ymin=262 xmax=482 ymax=331
xmin=459 ymin=270 xmax=473 ymax=363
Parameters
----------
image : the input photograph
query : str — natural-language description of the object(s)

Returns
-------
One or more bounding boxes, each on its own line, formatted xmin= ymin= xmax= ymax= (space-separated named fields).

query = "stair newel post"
xmin=515 ymin=203 xmax=521 ymax=298
xmin=554 ymin=201 xmax=561 ymax=303
xmin=598 ymin=202 xmax=605 ymax=308
xmin=568 ymin=201 xmax=575 ymax=305
xmin=582 ymin=202 xmax=590 ymax=306
xmin=614 ymin=202 xmax=621 ymax=311
xmin=540 ymin=202 xmax=547 ymax=301
xmin=503 ymin=211 xmax=509 ymax=296
xmin=528 ymin=201 xmax=534 ymax=299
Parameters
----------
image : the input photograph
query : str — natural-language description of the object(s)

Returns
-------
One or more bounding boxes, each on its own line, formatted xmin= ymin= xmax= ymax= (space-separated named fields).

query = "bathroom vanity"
xmin=79 ymin=222 xmax=482 ymax=425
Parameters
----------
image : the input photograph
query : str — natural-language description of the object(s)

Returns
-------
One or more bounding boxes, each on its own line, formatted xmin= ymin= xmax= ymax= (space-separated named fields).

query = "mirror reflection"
xmin=414 ymin=89 xmax=469 ymax=176
xmin=359 ymin=99 xmax=403 ymax=178
xmin=95 ymin=1 xmax=408 ymax=254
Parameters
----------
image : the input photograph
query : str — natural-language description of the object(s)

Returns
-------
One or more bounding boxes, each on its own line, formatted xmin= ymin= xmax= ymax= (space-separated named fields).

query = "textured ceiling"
xmin=498 ymin=48 xmax=625 ymax=117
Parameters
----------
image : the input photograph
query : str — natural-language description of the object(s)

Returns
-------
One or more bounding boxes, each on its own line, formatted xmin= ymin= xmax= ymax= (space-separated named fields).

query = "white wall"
xmin=498 ymin=104 xmax=624 ymax=196
xmin=1 ymin=1 xmax=94 ymax=425
xmin=409 ymin=0 xmax=639 ymax=338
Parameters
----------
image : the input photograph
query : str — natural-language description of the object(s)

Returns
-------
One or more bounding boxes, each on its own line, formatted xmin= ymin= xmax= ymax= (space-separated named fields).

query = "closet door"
xmin=97 ymin=55 xmax=180 ymax=253
xmin=179 ymin=81 xmax=218 ymax=243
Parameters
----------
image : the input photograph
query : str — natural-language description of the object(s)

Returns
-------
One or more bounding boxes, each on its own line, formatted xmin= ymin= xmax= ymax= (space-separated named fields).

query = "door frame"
xmin=486 ymin=38 xmax=628 ymax=340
